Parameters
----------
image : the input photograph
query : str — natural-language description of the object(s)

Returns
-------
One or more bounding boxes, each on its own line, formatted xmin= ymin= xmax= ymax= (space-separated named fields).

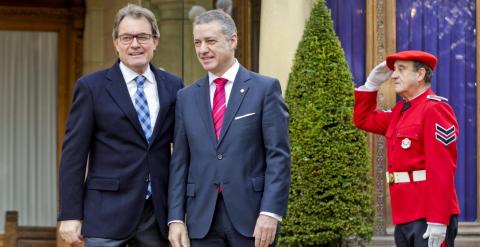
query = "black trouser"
xmin=394 ymin=215 xmax=458 ymax=247
xmin=84 ymin=198 xmax=168 ymax=247
xmin=190 ymin=194 xmax=279 ymax=247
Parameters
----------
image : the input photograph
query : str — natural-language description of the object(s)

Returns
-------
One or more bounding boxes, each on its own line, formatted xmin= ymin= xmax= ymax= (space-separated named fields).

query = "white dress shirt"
xmin=119 ymin=62 xmax=160 ymax=130
xmin=208 ymin=60 xmax=239 ymax=108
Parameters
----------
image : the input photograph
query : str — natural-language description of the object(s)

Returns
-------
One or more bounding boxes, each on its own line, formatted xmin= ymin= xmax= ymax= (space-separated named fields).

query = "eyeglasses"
xmin=117 ymin=33 xmax=155 ymax=44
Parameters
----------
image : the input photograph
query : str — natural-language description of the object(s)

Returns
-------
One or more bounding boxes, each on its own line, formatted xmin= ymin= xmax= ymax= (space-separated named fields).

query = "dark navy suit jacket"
xmin=58 ymin=61 xmax=183 ymax=239
xmin=168 ymin=66 xmax=291 ymax=239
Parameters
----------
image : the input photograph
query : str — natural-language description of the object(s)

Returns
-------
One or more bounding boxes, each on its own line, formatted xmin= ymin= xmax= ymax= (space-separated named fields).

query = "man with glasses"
xmin=57 ymin=4 xmax=183 ymax=246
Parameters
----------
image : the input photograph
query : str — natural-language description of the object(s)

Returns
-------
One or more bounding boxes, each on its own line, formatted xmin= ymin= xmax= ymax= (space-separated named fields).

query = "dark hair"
xmin=194 ymin=9 xmax=237 ymax=37
xmin=413 ymin=61 xmax=433 ymax=83
xmin=112 ymin=4 xmax=160 ymax=38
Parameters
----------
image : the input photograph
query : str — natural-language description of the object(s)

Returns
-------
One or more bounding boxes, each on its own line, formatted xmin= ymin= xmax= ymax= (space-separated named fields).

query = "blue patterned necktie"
xmin=134 ymin=75 xmax=152 ymax=142
xmin=134 ymin=75 xmax=152 ymax=199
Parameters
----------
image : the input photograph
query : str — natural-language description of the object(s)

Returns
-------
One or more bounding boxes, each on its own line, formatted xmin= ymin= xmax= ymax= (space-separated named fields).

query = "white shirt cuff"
xmin=169 ymin=213 xmax=283 ymax=225
xmin=356 ymin=85 xmax=378 ymax=92
xmin=260 ymin=211 xmax=282 ymax=222
xmin=168 ymin=220 xmax=184 ymax=226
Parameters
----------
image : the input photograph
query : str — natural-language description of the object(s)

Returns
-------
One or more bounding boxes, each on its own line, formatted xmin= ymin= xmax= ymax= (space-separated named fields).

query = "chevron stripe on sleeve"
xmin=435 ymin=123 xmax=456 ymax=146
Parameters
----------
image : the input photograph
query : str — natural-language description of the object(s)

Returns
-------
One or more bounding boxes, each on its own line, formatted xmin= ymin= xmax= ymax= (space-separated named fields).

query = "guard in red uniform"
xmin=353 ymin=50 xmax=460 ymax=247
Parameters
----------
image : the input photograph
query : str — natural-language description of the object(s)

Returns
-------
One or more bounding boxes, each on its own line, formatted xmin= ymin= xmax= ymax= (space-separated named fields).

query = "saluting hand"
xmin=365 ymin=61 xmax=393 ymax=90
xmin=253 ymin=215 xmax=278 ymax=247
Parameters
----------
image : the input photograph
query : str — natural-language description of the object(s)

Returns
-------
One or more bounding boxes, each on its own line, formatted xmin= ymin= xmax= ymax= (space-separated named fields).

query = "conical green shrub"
xmin=281 ymin=0 xmax=374 ymax=245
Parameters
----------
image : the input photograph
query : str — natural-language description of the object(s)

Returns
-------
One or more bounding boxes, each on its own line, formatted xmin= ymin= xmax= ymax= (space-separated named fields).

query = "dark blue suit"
xmin=168 ymin=66 xmax=291 ymax=239
xmin=58 ymin=61 xmax=183 ymax=239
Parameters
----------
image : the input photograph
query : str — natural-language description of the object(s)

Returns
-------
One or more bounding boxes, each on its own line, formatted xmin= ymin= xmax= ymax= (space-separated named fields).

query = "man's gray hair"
xmin=194 ymin=9 xmax=237 ymax=37
xmin=112 ymin=4 xmax=160 ymax=38
xmin=413 ymin=61 xmax=433 ymax=83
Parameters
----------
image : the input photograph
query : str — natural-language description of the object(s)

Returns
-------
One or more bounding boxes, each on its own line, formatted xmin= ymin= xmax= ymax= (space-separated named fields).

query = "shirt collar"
xmin=119 ymin=62 xmax=155 ymax=84
xmin=208 ymin=59 xmax=240 ymax=86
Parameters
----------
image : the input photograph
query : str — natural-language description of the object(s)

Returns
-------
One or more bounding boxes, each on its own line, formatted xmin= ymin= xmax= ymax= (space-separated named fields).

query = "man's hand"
xmin=253 ymin=215 xmax=278 ymax=247
xmin=422 ymin=223 xmax=447 ymax=247
xmin=168 ymin=222 xmax=190 ymax=247
xmin=365 ymin=61 xmax=393 ymax=90
xmin=59 ymin=220 xmax=83 ymax=245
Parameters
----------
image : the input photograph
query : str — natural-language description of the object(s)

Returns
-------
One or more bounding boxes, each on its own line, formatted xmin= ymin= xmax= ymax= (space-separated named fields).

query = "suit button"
xmin=217 ymin=154 xmax=223 ymax=160
xmin=144 ymin=176 xmax=150 ymax=182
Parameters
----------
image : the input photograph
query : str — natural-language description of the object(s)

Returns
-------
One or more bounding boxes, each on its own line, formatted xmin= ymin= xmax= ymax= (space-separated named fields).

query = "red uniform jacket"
xmin=354 ymin=88 xmax=460 ymax=225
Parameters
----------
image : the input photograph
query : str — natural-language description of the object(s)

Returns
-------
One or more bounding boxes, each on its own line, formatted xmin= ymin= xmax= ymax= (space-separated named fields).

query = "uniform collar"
xmin=404 ymin=88 xmax=434 ymax=106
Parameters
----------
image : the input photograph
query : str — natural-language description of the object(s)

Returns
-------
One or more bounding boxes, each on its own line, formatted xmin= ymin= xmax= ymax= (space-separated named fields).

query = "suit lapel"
xmin=194 ymin=76 xmax=218 ymax=148
xmin=149 ymin=66 xmax=170 ymax=143
xmin=105 ymin=62 xmax=146 ymax=141
xmin=218 ymin=66 xmax=251 ymax=146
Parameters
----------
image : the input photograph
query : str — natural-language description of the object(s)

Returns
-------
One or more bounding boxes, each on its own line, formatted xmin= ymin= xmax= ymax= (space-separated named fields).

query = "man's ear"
xmin=152 ymin=36 xmax=159 ymax=50
xmin=417 ymin=67 xmax=426 ymax=82
xmin=229 ymin=33 xmax=238 ymax=50
xmin=113 ymin=38 xmax=119 ymax=53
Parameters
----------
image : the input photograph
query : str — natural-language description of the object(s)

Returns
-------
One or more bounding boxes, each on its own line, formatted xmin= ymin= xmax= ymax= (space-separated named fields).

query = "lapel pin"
xmin=240 ymin=88 xmax=245 ymax=94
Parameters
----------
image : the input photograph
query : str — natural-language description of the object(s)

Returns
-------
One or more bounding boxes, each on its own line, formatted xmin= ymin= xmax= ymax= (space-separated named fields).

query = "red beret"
xmin=386 ymin=50 xmax=437 ymax=71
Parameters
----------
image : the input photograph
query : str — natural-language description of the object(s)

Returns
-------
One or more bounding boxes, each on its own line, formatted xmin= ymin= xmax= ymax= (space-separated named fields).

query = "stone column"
xmin=83 ymin=0 xmax=105 ymax=74
xmin=83 ymin=0 xmax=136 ymax=74
xmin=146 ymin=0 xmax=211 ymax=84
xmin=258 ymin=0 xmax=314 ymax=93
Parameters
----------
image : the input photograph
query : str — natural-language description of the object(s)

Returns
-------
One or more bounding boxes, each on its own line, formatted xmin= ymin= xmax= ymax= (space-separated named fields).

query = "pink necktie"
xmin=212 ymin=78 xmax=228 ymax=140
xmin=212 ymin=78 xmax=227 ymax=193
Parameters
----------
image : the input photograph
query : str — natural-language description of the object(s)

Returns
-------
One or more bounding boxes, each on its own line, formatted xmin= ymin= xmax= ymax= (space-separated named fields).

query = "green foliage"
xmin=281 ymin=0 xmax=374 ymax=246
